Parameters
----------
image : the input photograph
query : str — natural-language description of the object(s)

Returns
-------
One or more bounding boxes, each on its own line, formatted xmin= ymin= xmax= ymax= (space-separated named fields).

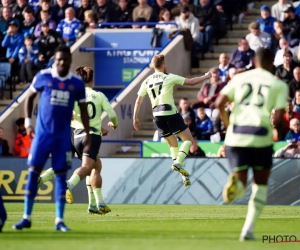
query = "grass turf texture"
xmin=1 ymin=204 xmax=300 ymax=250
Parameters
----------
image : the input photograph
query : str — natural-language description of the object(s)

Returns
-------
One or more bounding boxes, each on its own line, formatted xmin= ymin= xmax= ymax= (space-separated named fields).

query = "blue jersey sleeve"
xmin=77 ymin=80 xmax=86 ymax=103
xmin=30 ymin=72 xmax=45 ymax=93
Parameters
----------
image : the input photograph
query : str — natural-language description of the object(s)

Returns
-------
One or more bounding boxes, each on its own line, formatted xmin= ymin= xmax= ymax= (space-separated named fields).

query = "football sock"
xmin=23 ymin=169 xmax=39 ymax=220
xmin=93 ymin=188 xmax=105 ymax=206
xmin=40 ymin=168 xmax=55 ymax=184
xmin=176 ymin=140 xmax=192 ymax=165
xmin=241 ymin=184 xmax=268 ymax=235
xmin=0 ymin=193 xmax=7 ymax=223
xmin=236 ymin=178 xmax=246 ymax=198
xmin=55 ymin=173 xmax=67 ymax=223
xmin=86 ymin=176 xmax=96 ymax=207
xmin=67 ymin=174 xmax=80 ymax=190
xmin=170 ymin=147 xmax=179 ymax=161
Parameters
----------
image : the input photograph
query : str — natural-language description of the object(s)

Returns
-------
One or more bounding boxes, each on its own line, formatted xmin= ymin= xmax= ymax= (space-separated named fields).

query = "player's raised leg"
xmin=38 ymin=168 xmax=55 ymax=188
xmin=0 ymin=192 xmax=7 ymax=232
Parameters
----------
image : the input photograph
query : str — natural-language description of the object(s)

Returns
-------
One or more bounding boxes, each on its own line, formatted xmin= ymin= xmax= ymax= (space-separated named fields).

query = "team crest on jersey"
xmin=58 ymin=82 xmax=65 ymax=89
xmin=68 ymin=84 xmax=74 ymax=91
xmin=47 ymin=82 xmax=52 ymax=87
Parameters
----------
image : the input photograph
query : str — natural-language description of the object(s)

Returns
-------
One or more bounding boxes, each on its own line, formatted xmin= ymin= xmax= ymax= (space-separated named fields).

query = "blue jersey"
xmin=56 ymin=18 xmax=81 ymax=41
xmin=30 ymin=68 xmax=86 ymax=137
xmin=28 ymin=0 xmax=40 ymax=11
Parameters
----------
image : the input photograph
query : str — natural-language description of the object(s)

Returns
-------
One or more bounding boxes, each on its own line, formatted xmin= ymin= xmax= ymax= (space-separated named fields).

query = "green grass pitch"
xmin=1 ymin=204 xmax=300 ymax=250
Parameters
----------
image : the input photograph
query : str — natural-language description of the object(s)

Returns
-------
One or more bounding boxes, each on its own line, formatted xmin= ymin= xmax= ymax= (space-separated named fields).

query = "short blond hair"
xmin=151 ymin=54 xmax=165 ymax=69
xmin=248 ymin=22 xmax=260 ymax=31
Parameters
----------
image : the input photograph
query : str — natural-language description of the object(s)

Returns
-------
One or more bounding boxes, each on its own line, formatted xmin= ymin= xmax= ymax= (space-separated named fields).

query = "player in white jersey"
xmin=39 ymin=67 xmax=118 ymax=215
xmin=133 ymin=54 xmax=212 ymax=186
xmin=215 ymin=48 xmax=288 ymax=241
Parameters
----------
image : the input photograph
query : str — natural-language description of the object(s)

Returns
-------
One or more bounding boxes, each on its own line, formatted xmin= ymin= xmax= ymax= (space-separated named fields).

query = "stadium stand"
xmin=0 ymin=0 xmax=299 ymax=158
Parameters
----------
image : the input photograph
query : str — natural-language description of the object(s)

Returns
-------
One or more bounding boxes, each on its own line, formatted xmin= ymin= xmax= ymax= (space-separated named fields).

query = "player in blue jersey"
xmin=13 ymin=45 xmax=91 ymax=232
xmin=0 ymin=193 xmax=7 ymax=232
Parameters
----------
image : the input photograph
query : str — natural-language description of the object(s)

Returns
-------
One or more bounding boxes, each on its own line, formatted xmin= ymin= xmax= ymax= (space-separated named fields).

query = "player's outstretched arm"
xmin=215 ymin=94 xmax=230 ymax=129
xmin=24 ymin=89 xmax=38 ymax=135
xmin=184 ymin=72 xmax=212 ymax=86
xmin=133 ymin=96 xmax=144 ymax=131
xmin=101 ymin=93 xmax=118 ymax=129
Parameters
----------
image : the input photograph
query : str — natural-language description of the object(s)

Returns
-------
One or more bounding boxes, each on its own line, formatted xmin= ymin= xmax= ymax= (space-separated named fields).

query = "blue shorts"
xmin=28 ymin=133 xmax=72 ymax=172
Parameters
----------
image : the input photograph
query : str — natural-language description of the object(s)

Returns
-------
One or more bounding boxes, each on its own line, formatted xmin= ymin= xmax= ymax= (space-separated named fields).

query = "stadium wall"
xmin=1 ymin=158 xmax=299 ymax=205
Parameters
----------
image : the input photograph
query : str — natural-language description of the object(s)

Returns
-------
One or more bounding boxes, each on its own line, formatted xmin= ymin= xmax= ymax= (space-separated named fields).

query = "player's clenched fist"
xmin=107 ymin=121 xmax=117 ymax=129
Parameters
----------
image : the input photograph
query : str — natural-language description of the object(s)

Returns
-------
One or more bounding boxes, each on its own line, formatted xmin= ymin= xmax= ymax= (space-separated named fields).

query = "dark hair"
xmin=55 ymin=45 xmax=71 ymax=56
xmin=24 ymin=7 xmax=34 ymax=14
xmin=180 ymin=97 xmax=188 ymax=101
xmin=159 ymin=8 xmax=170 ymax=21
xmin=16 ymin=118 xmax=25 ymax=126
xmin=255 ymin=47 xmax=274 ymax=68
xmin=25 ymin=35 xmax=33 ymax=40
xmin=283 ymin=50 xmax=293 ymax=57
xmin=0 ymin=127 xmax=3 ymax=130
xmin=75 ymin=67 xmax=94 ymax=83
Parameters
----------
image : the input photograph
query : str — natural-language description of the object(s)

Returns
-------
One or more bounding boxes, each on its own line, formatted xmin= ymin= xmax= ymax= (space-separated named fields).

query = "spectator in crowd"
xmin=217 ymin=145 xmax=225 ymax=157
xmin=18 ymin=35 xmax=37 ymax=83
xmin=77 ymin=10 xmax=97 ymax=37
xmin=274 ymin=37 xmax=298 ymax=67
xmin=218 ymin=52 xmax=234 ymax=83
xmin=197 ymin=0 xmax=218 ymax=52
xmin=270 ymin=20 xmax=285 ymax=52
xmin=285 ymin=118 xmax=300 ymax=141
xmin=271 ymin=110 xmax=284 ymax=142
xmin=229 ymin=38 xmax=255 ymax=72
xmin=14 ymin=117 xmax=32 ymax=157
xmin=227 ymin=67 xmax=237 ymax=82
xmin=256 ymin=5 xmax=276 ymax=35
xmin=171 ymin=0 xmax=196 ymax=18
xmin=191 ymin=67 xmax=225 ymax=110
xmin=28 ymin=0 xmax=40 ymax=11
xmin=132 ymin=17 xmax=147 ymax=29
xmin=246 ymin=22 xmax=271 ymax=53
xmin=0 ymin=127 xmax=10 ymax=156
xmin=150 ymin=0 xmax=173 ymax=22
xmin=289 ymin=67 xmax=300 ymax=99
xmin=35 ymin=0 xmax=52 ymax=22
xmin=274 ymin=141 xmax=300 ymax=157
xmin=56 ymin=7 xmax=80 ymax=47
xmin=0 ymin=0 xmax=14 ymax=19
xmin=178 ymin=97 xmax=196 ymax=125
xmin=35 ymin=20 xmax=64 ymax=69
xmin=0 ymin=7 xmax=19 ymax=36
xmin=92 ymin=0 xmax=117 ymax=23
xmin=12 ymin=0 xmax=29 ymax=24
xmin=275 ymin=50 xmax=299 ymax=83
xmin=1 ymin=21 xmax=23 ymax=77
xmin=21 ymin=7 xmax=37 ymax=37
xmin=76 ymin=0 xmax=91 ymax=22
xmin=181 ymin=113 xmax=206 ymax=157
xmin=175 ymin=5 xmax=199 ymax=42
xmin=282 ymin=4 xmax=300 ymax=48
xmin=272 ymin=0 xmax=289 ymax=21
xmin=155 ymin=8 xmax=176 ymax=30
xmin=115 ymin=0 xmax=133 ymax=26
xmin=132 ymin=0 xmax=152 ymax=22
xmin=284 ymin=100 xmax=300 ymax=133
xmin=195 ymin=107 xmax=213 ymax=140
xmin=34 ymin=10 xmax=56 ymax=38
xmin=52 ymin=0 xmax=72 ymax=24
xmin=293 ymin=89 xmax=300 ymax=113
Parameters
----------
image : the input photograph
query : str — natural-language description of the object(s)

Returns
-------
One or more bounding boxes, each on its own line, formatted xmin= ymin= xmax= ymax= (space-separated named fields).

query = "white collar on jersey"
xmin=51 ymin=67 xmax=73 ymax=81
